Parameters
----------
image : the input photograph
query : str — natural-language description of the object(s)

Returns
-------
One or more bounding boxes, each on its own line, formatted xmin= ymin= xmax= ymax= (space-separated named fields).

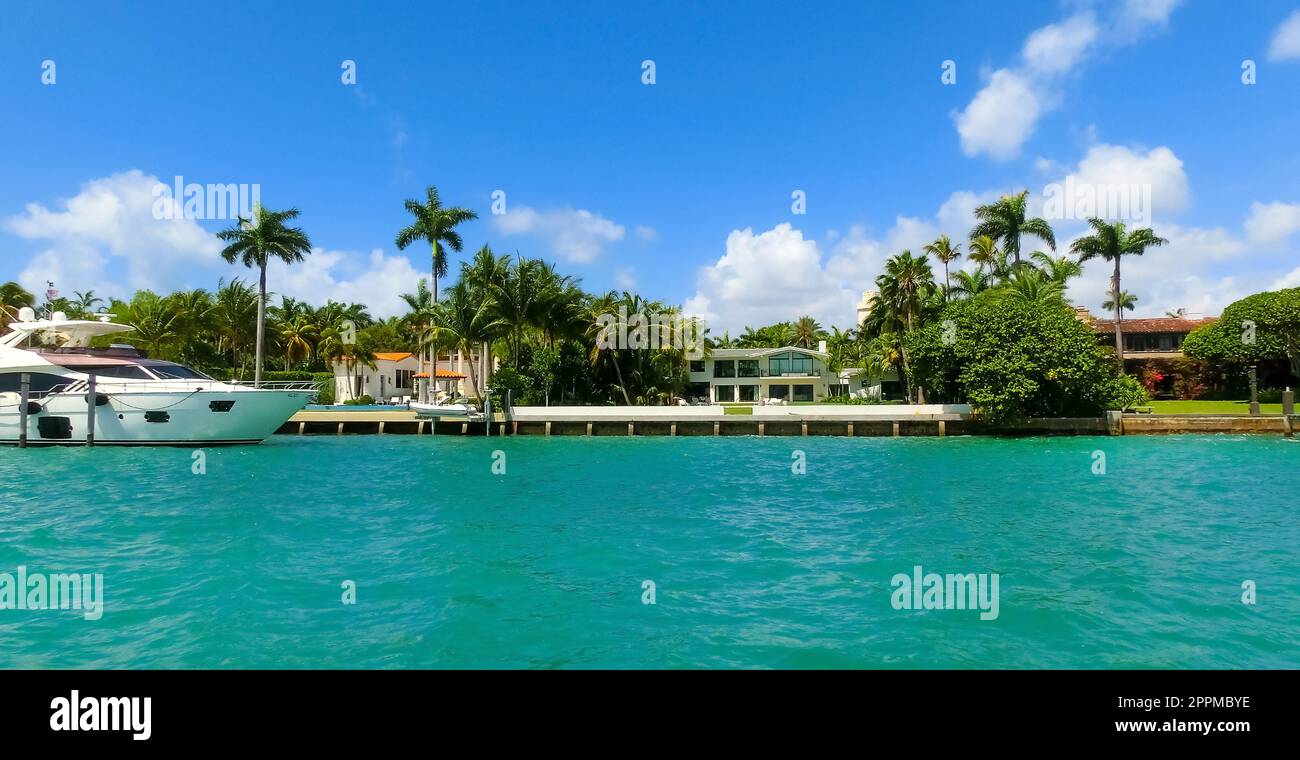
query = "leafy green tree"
xmin=0 ymin=281 xmax=36 ymax=326
xmin=907 ymin=291 xmax=1146 ymax=423
xmin=1183 ymin=288 xmax=1300 ymax=382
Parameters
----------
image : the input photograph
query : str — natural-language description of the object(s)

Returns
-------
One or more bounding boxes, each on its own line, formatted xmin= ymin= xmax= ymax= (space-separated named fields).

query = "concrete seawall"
xmin=276 ymin=408 xmax=1298 ymax=438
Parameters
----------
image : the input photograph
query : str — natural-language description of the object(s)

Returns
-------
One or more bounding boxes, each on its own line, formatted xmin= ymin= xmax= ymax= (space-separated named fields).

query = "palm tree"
xmin=1165 ymin=307 xmax=1186 ymax=318
xmin=325 ymin=336 xmax=377 ymax=401
xmin=972 ymin=190 xmax=1056 ymax=266
xmin=491 ymin=254 xmax=546 ymax=366
xmin=949 ymin=268 xmax=993 ymax=300
xmin=279 ymin=314 xmax=318 ymax=370
xmin=1030 ymin=250 xmax=1083 ymax=285
xmin=0 ymin=281 xmax=36 ymax=327
xmin=1070 ymin=219 xmax=1167 ymax=369
xmin=212 ymin=278 xmax=259 ymax=372
xmin=72 ymin=290 xmax=103 ymax=319
xmin=586 ymin=291 xmax=634 ymax=405
xmin=1001 ymin=269 xmax=1065 ymax=305
xmin=967 ymin=235 xmax=1007 ymax=279
xmin=430 ymin=282 xmax=501 ymax=399
xmin=399 ymin=278 xmax=438 ymax=385
xmin=395 ymin=185 xmax=478 ymax=386
xmin=789 ymin=315 xmax=824 ymax=349
xmin=395 ymin=185 xmax=478 ymax=304
xmin=873 ymin=250 xmax=936 ymax=402
xmin=1103 ymin=289 xmax=1138 ymax=319
xmin=123 ymin=293 xmax=183 ymax=359
xmin=923 ymin=235 xmax=962 ymax=298
xmin=216 ymin=205 xmax=313 ymax=385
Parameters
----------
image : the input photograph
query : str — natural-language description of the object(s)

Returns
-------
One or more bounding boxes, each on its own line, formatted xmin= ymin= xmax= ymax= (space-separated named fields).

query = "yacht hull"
xmin=0 ymin=388 xmax=310 ymax=446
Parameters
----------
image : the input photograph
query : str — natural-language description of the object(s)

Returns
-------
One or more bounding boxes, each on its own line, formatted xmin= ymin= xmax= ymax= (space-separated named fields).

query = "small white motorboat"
xmin=409 ymin=400 xmax=481 ymax=420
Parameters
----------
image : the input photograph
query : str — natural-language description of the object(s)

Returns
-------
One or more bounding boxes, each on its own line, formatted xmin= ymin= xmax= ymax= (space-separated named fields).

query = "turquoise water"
xmin=1 ymin=434 xmax=1296 ymax=668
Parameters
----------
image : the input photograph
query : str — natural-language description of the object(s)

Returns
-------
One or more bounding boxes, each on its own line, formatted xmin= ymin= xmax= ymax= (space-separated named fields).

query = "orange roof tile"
xmin=1091 ymin=317 xmax=1217 ymax=334
xmin=373 ymin=352 xmax=415 ymax=362
xmin=414 ymin=369 xmax=466 ymax=379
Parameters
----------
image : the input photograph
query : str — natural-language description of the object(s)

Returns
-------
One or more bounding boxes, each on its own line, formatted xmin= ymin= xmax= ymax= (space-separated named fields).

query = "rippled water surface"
xmin=1 ymin=434 xmax=1296 ymax=668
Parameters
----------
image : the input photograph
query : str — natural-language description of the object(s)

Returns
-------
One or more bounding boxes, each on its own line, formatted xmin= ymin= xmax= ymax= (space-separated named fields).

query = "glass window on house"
xmin=689 ymin=360 xmax=705 ymax=373
xmin=769 ymin=384 xmax=790 ymax=400
xmin=715 ymin=385 xmax=735 ymax=402
xmin=793 ymin=384 xmax=814 ymax=402
xmin=713 ymin=360 xmax=736 ymax=378
xmin=738 ymin=359 xmax=759 ymax=377
xmin=739 ymin=384 xmax=757 ymax=402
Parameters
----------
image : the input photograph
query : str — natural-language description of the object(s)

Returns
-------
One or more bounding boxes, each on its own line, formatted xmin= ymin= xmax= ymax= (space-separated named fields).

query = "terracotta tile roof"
xmin=373 ymin=352 xmax=415 ymax=362
xmin=414 ymin=369 xmax=465 ymax=379
xmin=1090 ymin=317 xmax=1217 ymax=334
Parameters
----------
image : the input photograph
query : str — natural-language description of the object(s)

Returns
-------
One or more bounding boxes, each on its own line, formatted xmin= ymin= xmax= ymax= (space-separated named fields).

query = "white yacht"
xmin=0 ymin=310 xmax=313 ymax=446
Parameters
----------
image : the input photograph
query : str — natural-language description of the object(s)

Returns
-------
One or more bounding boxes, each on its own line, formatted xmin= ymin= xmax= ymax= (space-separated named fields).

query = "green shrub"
xmin=908 ymin=294 xmax=1126 ymax=423
xmin=1102 ymin=374 xmax=1152 ymax=410
xmin=819 ymin=395 xmax=887 ymax=405
xmin=312 ymin=372 xmax=335 ymax=404
xmin=343 ymin=394 xmax=374 ymax=406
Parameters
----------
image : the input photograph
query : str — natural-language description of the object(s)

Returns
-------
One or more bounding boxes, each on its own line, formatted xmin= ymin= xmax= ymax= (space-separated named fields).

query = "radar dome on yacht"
xmin=17 ymin=306 xmax=35 ymax=321
xmin=51 ymin=311 xmax=67 ymax=321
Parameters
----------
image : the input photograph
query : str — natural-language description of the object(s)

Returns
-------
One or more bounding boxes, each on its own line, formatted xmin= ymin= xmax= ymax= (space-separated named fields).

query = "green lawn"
xmin=1146 ymin=400 xmax=1285 ymax=415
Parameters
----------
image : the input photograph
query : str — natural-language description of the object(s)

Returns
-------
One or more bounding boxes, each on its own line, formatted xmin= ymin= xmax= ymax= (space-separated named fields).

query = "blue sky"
xmin=2 ymin=0 xmax=1299 ymax=331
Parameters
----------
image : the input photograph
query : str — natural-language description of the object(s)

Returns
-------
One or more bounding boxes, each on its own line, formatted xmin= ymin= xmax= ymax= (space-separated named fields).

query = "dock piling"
xmin=18 ymin=373 xmax=29 ymax=448
xmin=85 ymin=375 xmax=96 ymax=446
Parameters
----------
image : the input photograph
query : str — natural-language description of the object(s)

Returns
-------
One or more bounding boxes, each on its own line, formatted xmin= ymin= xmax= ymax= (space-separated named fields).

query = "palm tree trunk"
xmin=430 ymin=241 xmax=439 ymax=391
xmin=611 ymin=353 xmax=632 ymax=405
xmin=255 ymin=261 xmax=267 ymax=387
xmin=1112 ymin=258 xmax=1125 ymax=373
xmin=465 ymin=342 xmax=480 ymax=398
xmin=943 ymin=263 xmax=951 ymax=301
xmin=904 ymin=312 xmax=923 ymax=404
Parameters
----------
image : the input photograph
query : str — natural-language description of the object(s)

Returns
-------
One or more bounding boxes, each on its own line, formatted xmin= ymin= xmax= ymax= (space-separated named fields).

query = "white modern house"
xmin=684 ymin=340 xmax=896 ymax=404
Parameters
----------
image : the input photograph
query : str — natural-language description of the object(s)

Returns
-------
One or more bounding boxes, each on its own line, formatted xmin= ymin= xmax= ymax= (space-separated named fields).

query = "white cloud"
xmin=614 ymin=267 xmax=637 ymax=290
xmin=1274 ymin=266 xmax=1300 ymax=289
xmin=683 ymin=224 xmax=855 ymax=333
xmin=265 ymin=247 xmax=425 ymax=319
xmin=955 ymin=70 xmax=1044 ymax=161
xmin=1244 ymin=200 xmax=1300 ymax=244
xmin=1041 ymin=143 xmax=1190 ymax=226
xmin=492 ymin=205 xmax=625 ymax=262
xmin=634 ymin=224 xmax=659 ymax=242
xmin=1119 ymin=0 xmax=1182 ymax=28
xmin=1022 ymin=14 xmax=1100 ymax=74
xmin=954 ymin=6 xmax=1181 ymax=161
xmin=6 ymin=170 xmax=221 ymax=297
xmin=1268 ymin=10 xmax=1300 ymax=61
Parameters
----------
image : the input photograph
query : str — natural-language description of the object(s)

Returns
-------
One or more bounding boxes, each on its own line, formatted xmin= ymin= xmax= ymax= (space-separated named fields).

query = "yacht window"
xmin=0 ymin=372 xmax=71 ymax=394
xmin=78 ymin=365 xmax=154 ymax=380
xmin=146 ymin=363 xmax=210 ymax=380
